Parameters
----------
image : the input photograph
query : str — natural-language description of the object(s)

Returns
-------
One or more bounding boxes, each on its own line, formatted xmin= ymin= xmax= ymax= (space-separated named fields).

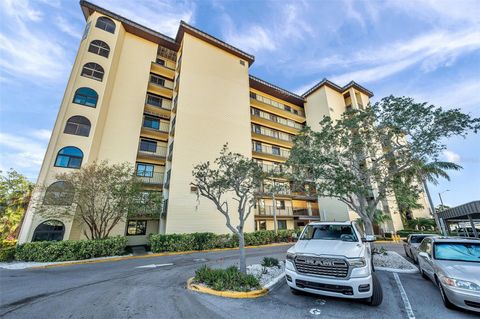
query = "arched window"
xmin=95 ymin=17 xmax=115 ymax=33
xmin=32 ymin=220 xmax=65 ymax=242
xmin=73 ymin=87 xmax=98 ymax=107
xmin=81 ymin=63 xmax=104 ymax=81
xmin=54 ymin=147 xmax=83 ymax=169
xmin=43 ymin=181 xmax=74 ymax=206
xmin=88 ymin=40 xmax=110 ymax=58
xmin=64 ymin=116 xmax=91 ymax=137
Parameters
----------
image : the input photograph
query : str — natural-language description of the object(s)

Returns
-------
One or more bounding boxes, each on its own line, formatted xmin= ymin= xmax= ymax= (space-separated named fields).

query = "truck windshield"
xmin=300 ymin=225 xmax=358 ymax=242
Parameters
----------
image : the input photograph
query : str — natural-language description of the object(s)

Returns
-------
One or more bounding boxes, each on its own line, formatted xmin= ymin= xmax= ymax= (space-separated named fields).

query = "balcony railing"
xmin=135 ymin=172 xmax=164 ymax=185
xmin=252 ymin=144 xmax=290 ymax=158
xmin=252 ymin=126 xmax=293 ymax=142
xmin=251 ymin=108 xmax=303 ymax=130
xmin=157 ymin=46 xmax=177 ymax=61
xmin=138 ymin=143 xmax=167 ymax=158
xmin=250 ymin=92 xmax=305 ymax=117
xmin=142 ymin=119 xmax=170 ymax=133
xmin=259 ymin=163 xmax=291 ymax=174
xmin=292 ymin=207 xmax=320 ymax=216
xmin=257 ymin=206 xmax=293 ymax=216
xmin=150 ymin=74 xmax=174 ymax=89
xmin=146 ymin=94 xmax=172 ymax=110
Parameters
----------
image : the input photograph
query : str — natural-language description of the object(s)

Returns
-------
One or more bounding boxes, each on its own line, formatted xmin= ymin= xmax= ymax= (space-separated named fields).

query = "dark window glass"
xmin=95 ymin=17 xmax=116 ymax=33
xmin=255 ymin=142 xmax=262 ymax=152
xmin=284 ymin=105 xmax=291 ymax=112
xmin=272 ymin=146 xmax=280 ymax=155
xmin=146 ymin=94 xmax=162 ymax=107
xmin=32 ymin=220 xmax=65 ymax=241
xmin=64 ymin=116 xmax=91 ymax=137
xmin=81 ymin=63 xmax=104 ymax=81
xmin=126 ymin=220 xmax=147 ymax=236
xmin=73 ymin=87 xmax=98 ymax=107
xmin=156 ymin=58 xmax=165 ymax=65
xmin=150 ymin=74 xmax=165 ymax=87
xmin=259 ymin=221 xmax=266 ymax=230
xmin=143 ymin=115 xmax=160 ymax=129
xmin=139 ymin=139 xmax=157 ymax=152
xmin=136 ymin=163 xmax=154 ymax=177
xmin=278 ymin=220 xmax=287 ymax=230
xmin=276 ymin=200 xmax=285 ymax=209
xmin=54 ymin=147 xmax=83 ymax=169
xmin=43 ymin=181 xmax=74 ymax=206
xmin=88 ymin=40 xmax=110 ymax=58
xmin=250 ymin=92 xmax=256 ymax=99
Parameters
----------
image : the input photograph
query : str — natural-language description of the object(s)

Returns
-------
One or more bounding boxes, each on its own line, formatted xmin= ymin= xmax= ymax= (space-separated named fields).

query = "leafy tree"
xmin=0 ymin=170 xmax=34 ymax=240
xmin=289 ymin=96 xmax=479 ymax=235
xmin=406 ymin=218 xmax=436 ymax=231
xmin=38 ymin=161 xmax=162 ymax=240
xmin=435 ymin=204 xmax=451 ymax=213
xmin=191 ymin=145 xmax=263 ymax=274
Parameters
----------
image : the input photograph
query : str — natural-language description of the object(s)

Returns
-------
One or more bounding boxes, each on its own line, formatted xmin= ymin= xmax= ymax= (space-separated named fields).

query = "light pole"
xmin=438 ymin=189 xmax=450 ymax=208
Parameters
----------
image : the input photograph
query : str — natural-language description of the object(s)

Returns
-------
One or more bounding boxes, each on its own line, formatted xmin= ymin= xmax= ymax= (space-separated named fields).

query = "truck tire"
xmin=366 ymin=273 xmax=383 ymax=306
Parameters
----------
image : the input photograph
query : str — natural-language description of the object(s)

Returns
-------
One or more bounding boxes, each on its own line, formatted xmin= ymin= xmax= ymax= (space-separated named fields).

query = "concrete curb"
xmin=186 ymin=277 xmax=269 ymax=299
xmin=376 ymin=267 xmax=418 ymax=274
xmin=29 ymin=242 xmax=294 ymax=269
xmin=264 ymin=272 xmax=285 ymax=291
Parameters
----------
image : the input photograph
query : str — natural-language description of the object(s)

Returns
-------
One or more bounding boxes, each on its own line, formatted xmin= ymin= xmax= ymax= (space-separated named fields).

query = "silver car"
xmin=403 ymin=234 xmax=439 ymax=263
xmin=418 ymin=237 xmax=480 ymax=312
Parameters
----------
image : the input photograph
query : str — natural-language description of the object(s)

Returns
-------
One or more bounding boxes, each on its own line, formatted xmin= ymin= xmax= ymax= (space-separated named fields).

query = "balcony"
xmin=252 ymin=126 xmax=293 ymax=148
xmin=250 ymin=93 xmax=305 ymax=122
xmin=147 ymin=76 xmax=173 ymax=99
xmin=150 ymin=61 xmax=175 ymax=79
xmin=292 ymin=207 xmax=320 ymax=217
xmin=251 ymin=108 xmax=303 ymax=134
xmin=157 ymin=46 xmax=177 ymax=62
xmin=252 ymin=144 xmax=290 ymax=160
xmin=138 ymin=142 xmax=167 ymax=159
xmin=259 ymin=163 xmax=291 ymax=175
xmin=256 ymin=206 xmax=293 ymax=216
xmin=135 ymin=171 xmax=164 ymax=186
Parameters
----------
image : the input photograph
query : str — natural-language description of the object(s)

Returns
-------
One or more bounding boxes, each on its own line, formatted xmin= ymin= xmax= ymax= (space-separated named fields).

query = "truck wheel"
xmin=366 ymin=273 xmax=383 ymax=306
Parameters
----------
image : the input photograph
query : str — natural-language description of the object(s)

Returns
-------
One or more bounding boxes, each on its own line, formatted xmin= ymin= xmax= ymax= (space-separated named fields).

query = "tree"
xmin=0 ymin=170 xmax=34 ymax=240
xmin=435 ymin=204 xmax=451 ymax=213
xmin=191 ymin=145 xmax=263 ymax=274
xmin=39 ymin=161 xmax=162 ymax=240
xmin=288 ymin=96 xmax=479 ymax=235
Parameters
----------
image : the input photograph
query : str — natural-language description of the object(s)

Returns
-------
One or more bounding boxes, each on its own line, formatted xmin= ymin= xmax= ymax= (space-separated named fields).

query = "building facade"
xmin=18 ymin=1 xmax=431 ymax=245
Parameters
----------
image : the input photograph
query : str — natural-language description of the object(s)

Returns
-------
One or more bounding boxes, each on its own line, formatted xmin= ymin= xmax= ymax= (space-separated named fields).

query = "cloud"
xmin=55 ymin=16 xmax=81 ymax=39
xmin=31 ymin=129 xmax=52 ymax=141
xmin=442 ymin=150 xmax=461 ymax=163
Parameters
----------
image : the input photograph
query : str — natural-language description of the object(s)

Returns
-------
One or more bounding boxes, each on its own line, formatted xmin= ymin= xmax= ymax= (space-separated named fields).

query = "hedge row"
xmin=396 ymin=229 xmax=439 ymax=238
xmin=15 ymin=236 xmax=128 ymax=262
xmin=0 ymin=240 xmax=17 ymax=262
xmin=149 ymin=229 xmax=299 ymax=253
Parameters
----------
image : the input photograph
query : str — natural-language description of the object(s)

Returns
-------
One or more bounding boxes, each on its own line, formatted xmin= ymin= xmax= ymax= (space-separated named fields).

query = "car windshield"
xmin=434 ymin=242 xmax=480 ymax=263
xmin=300 ymin=225 xmax=358 ymax=242
xmin=410 ymin=235 xmax=428 ymax=243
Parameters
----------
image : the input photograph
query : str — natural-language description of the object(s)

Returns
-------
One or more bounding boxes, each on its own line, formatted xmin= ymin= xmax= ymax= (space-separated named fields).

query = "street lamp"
xmin=438 ymin=189 xmax=450 ymax=208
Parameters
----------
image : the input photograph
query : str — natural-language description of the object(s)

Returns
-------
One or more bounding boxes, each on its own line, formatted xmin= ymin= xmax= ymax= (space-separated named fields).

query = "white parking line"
xmin=393 ymin=272 xmax=416 ymax=319
xmin=135 ymin=263 xmax=174 ymax=269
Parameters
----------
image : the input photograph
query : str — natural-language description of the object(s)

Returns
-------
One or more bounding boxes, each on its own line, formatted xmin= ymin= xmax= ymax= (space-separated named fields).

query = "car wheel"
xmin=366 ymin=273 xmax=383 ymax=306
xmin=437 ymin=279 xmax=455 ymax=309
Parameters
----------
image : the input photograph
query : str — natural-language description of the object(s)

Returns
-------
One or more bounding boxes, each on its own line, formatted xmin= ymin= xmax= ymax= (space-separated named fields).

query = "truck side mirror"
xmin=362 ymin=235 xmax=376 ymax=242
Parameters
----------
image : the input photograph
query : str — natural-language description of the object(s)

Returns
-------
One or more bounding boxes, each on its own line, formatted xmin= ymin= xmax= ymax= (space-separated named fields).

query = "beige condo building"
xmin=18 ymin=1 xmax=432 ymax=245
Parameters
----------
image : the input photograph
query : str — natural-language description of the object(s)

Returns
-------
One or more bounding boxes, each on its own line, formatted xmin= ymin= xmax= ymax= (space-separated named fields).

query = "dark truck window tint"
xmin=300 ymin=225 xmax=358 ymax=242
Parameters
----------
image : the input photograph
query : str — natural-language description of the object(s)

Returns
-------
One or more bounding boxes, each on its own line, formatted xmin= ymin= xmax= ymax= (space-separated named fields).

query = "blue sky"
xmin=0 ymin=0 xmax=479 ymax=208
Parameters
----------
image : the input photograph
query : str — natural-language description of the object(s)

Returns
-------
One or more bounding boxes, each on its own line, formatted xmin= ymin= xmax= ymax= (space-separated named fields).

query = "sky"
xmin=0 ymin=0 xmax=479 ymax=208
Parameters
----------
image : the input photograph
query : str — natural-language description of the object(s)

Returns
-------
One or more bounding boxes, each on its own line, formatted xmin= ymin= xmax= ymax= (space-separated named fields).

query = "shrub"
xmin=15 ymin=236 xmax=128 ymax=262
xmin=396 ymin=229 xmax=439 ymax=238
xmin=261 ymin=257 xmax=280 ymax=268
xmin=0 ymin=240 xmax=17 ymax=262
xmin=194 ymin=265 xmax=260 ymax=292
xmin=149 ymin=230 xmax=299 ymax=253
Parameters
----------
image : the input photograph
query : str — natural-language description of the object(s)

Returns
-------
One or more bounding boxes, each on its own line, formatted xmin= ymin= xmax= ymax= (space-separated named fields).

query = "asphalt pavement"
xmin=0 ymin=243 xmax=477 ymax=319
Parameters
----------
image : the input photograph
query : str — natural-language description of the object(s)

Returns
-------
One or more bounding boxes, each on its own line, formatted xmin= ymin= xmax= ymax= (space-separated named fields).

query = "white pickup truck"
xmin=285 ymin=221 xmax=383 ymax=306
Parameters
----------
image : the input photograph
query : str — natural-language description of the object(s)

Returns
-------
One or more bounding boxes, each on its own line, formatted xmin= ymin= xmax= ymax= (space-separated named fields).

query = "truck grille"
xmin=294 ymin=256 xmax=349 ymax=278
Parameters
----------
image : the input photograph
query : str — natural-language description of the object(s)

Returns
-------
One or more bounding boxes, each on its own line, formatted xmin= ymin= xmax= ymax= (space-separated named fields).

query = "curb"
xmin=264 ymin=272 xmax=285 ymax=291
xmin=186 ymin=277 xmax=269 ymax=299
xmin=29 ymin=242 xmax=294 ymax=269
xmin=375 ymin=267 xmax=418 ymax=274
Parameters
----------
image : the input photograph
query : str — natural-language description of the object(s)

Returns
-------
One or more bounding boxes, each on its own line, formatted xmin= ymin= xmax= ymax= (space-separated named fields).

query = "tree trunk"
xmin=238 ymin=233 xmax=247 ymax=274
xmin=363 ymin=218 xmax=375 ymax=236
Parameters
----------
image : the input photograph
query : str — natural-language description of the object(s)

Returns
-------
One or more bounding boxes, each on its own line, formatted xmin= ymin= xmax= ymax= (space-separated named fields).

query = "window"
xmin=278 ymin=220 xmax=287 ymax=230
xmin=136 ymin=163 xmax=154 ymax=177
xmin=156 ymin=58 xmax=165 ymax=66
xmin=150 ymin=74 xmax=165 ymax=87
xmin=146 ymin=93 xmax=162 ymax=107
xmin=143 ymin=115 xmax=160 ymax=130
xmin=32 ymin=220 xmax=65 ymax=242
xmin=88 ymin=40 xmax=110 ymax=58
xmin=276 ymin=200 xmax=285 ymax=210
xmin=73 ymin=87 xmax=98 ymax=107
xmin=126 ymin=220 xmax=147 ymax=236
xmin=252 ymin=124 xmax=261 ymax=134
xmin=55 ymin=147 xmax=83 ymax=168
xmin=64 ymin=116 xmax=91 ymax=137
xmin=300 ymin=224 xmax=358 ymax=242
xmin=43 ymin=181 xmax=74 ymax=206
xmin=272 ymin=146 xmax=280 ymax=156
xmin=139 ymin=139 xmax=157 ymax=153
xmin=254 ymin=142 xmax=262 ymax=152
xmin=258 ymin=220 xmax=266 ymax=231
xmin=95 ymin=17 xmax=115 ymax=33
xmin=81 ymin=63 xmax=104 ymax=81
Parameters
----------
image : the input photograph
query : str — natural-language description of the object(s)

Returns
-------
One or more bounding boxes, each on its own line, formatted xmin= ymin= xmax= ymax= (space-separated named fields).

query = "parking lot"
xmin=0 ymin=244 xmax=477 ymax=318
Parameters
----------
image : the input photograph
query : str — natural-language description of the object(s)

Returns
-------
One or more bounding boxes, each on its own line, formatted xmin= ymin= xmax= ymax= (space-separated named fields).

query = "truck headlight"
xmin=348 ymin=257 xmax=366 ymax=268
xmin=440 ymin=276 xmax=480 ymax=292
xmin=286 ymin=252 xmax=296 ymax=262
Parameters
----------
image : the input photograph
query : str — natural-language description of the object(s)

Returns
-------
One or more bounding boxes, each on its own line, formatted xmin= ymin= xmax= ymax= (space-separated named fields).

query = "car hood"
xmin=290 ymin=240 xmax=365 ymax=258
xmin=436 ymin=260 xmax=480 ymax=285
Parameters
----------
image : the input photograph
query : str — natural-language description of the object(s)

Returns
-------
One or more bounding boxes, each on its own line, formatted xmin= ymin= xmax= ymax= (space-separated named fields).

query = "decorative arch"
xmin=32 ymin=220 xmax=65 ymax=242
xmin=81 ymin=63 xmax=104 ymax=81
xmin=43 ymin=181 xmax=74 ymax=206
xmin=54 ymin=147 xmax=83 ymax=169
xmin=73 ymin=87 xmax=98 ymax=107
xmin=95 ymin=16 xmax=116 ymax=33
xmin=88 ymin=40 xmax=110 ymax=58
xmin=64 ymin=116 xmax=91 ymax=137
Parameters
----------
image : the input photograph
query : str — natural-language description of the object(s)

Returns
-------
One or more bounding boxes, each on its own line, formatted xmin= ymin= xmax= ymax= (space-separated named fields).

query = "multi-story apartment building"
xmin=18 ymin=1 xmax=431 ymax=245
